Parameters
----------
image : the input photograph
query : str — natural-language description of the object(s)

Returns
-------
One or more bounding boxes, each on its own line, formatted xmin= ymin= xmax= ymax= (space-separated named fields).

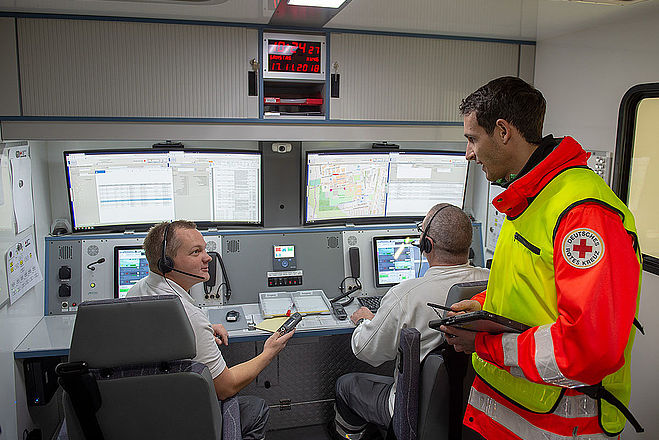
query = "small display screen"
xmin=267 ymin=39 xmax=322 ymax=74
xmin=274 ymin=245 xmax=295 ymax=259
xmin=115 ymin=246 xmax=150 ymax=298
xmin=373 ymin=236 xmax=429 ymax=287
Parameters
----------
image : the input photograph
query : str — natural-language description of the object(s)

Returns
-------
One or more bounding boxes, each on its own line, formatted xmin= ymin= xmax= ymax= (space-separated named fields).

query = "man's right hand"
xmin=447 ymin=299 xmax=482 ymax=316
xmin=262 ymin=329 xmax=295 ymax=360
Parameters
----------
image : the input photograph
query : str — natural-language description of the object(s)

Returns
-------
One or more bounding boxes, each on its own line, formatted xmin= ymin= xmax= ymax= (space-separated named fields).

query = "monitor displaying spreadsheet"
xmin=64 ymin=149 xmax=262 ymax=231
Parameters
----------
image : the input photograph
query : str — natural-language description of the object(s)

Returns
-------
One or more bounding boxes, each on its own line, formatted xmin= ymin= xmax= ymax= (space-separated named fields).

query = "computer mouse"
xmin=225 ymin=310 xmax=240 ymax=322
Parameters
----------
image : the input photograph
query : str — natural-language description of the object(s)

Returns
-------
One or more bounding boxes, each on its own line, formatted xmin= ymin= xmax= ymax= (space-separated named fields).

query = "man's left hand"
xmin=212 ymin=324 xmax=229 ymax=346
xmin=350 ymin=307 xmax=374 ymax=325
xmin=440 ymin=325 xmax=477 ymax=354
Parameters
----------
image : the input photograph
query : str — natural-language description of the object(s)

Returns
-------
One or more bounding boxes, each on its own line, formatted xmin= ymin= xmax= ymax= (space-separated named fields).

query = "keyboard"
xmin=357 ymin=296 xmax=383 ymax=313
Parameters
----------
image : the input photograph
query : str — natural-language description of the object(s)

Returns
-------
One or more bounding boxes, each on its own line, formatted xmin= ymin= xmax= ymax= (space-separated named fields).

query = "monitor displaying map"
xmin=304 ymin=150 xmax=468 ymax=224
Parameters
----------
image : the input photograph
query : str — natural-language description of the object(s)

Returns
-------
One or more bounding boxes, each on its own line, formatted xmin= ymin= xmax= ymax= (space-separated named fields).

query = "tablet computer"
xmin=429 ymin=311 xmax=531 ymax=334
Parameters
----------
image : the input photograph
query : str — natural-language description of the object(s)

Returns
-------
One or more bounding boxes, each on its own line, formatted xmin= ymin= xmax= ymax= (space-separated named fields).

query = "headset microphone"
xmin=169 ymin=267 xmax=206 ymax=280
xmin=157 ymin=222 xmax=206 ymax=280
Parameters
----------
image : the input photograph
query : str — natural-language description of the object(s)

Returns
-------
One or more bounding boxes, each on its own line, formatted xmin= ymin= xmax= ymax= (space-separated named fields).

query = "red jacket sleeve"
xmin=475 ymin=202 xmax=640 ymax=386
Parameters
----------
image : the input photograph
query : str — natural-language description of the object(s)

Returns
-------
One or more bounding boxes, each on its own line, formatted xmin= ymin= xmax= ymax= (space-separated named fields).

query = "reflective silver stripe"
xmin=502 ymin=333 xmax=527 ymax=379
xmin=502 ymin=333 xmax=519 ymax=367
xmin=534 ymin=324 xmax=588 ymax=388
xmin=509 ymin=366 xmax=526 ymax=379
xmin=469 ymin=387 xmax=608 ymax=440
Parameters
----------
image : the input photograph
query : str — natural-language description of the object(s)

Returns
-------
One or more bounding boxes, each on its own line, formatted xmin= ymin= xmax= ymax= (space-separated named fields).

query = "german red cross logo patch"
xmin=561 ymin=228 xmax=605 ymax=269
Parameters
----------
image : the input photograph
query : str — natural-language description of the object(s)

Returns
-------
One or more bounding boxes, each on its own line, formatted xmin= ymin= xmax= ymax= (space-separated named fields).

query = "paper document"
xmin=255 ymin=317 xmax=289 ymax=333
xmin=5 ymin=227 xmax=42 ymax=305
xmin=0 ymin=152 xmax=12 ymax=230
xmin=9 ymin=146 xmax=34 ymax=233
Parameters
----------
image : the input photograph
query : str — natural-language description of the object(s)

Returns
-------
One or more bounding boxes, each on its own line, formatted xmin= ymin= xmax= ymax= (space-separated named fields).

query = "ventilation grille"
xmin=226 ymin=239 xmax=240 ymax=253
xmin=347 ymin=235 xmax=358 ymax=247
xmin=206 ymin=240 xmax=218 ymax=252
xmin=87 ymin=245 xmax=99 ymax=256
xmin=327 ymin=236 xmax=339 ymax=249
xmin=59 ymin=245 xmax=73 ymax=260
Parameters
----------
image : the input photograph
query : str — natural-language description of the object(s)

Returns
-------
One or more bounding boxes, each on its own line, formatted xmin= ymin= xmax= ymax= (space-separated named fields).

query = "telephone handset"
xmin=204 ymin=251 xmax=232 ymax=301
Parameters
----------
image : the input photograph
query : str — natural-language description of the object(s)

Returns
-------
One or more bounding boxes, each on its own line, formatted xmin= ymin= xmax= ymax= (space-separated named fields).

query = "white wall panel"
xmin=17 ymin=19 xmax=256 ymax=118
xmin=330 ymin=33 xmax=519 ymax=121
xmin=0 ymin=17 xmax=21 ymax=117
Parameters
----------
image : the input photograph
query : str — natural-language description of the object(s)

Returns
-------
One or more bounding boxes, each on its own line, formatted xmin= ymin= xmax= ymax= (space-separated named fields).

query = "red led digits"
xmin=268 ymin=39 xmax=322 ymax=73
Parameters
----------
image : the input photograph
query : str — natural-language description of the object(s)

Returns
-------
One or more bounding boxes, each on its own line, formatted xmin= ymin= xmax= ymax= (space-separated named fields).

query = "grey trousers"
xmin=237 ymin=395 xmax=270 ymax=440
xmin=335 ymin=373 xmax=394 ymax=431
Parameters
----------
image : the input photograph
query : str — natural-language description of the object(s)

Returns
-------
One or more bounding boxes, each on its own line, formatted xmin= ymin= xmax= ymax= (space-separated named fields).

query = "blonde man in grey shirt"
xmin=333 ymin=204 xmax=489 ymax=439
xmin=128 ymin=220 xmax=293 ymax=440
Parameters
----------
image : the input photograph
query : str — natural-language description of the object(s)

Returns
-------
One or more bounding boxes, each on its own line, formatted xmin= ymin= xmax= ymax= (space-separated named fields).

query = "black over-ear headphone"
xmin=158 ymin=222 xmax=175 ymax=275
xmin=418 ymin=204 xmax=450 ymax=254
xmin=157 ymin=222 xmax=205 ymax=280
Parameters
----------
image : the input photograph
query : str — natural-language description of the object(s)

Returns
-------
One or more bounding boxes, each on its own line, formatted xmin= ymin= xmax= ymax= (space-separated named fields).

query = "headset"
xmin=157 ymin=222 xmax=205 ymax=280
xmin=416 ymin=204 xmax=450 ymax=255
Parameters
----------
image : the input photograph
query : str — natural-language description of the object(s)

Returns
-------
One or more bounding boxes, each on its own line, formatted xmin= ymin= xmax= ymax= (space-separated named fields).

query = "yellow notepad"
xmin=255 ymin=317 xmax=289 ymax=333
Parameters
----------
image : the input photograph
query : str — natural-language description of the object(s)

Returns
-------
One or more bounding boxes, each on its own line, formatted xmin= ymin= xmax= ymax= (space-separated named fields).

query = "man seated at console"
xmin=127 ymin=220 xmax=294 ymax=440
xmin=333 ymin=204 xmax=489 ymax=439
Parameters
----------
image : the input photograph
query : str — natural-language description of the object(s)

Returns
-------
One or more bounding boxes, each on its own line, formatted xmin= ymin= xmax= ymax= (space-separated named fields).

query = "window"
xmin=613 ymin=83 xmax=659 ymax=274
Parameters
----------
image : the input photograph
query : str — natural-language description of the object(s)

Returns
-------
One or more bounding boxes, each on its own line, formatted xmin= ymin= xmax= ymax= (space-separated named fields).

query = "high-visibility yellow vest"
xmin=473 ymin=167 xmax=642 ymax=435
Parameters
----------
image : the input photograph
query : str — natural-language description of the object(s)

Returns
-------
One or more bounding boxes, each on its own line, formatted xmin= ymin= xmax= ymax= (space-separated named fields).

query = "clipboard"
xmin=429 ymin=311 xmax=531 ymax=334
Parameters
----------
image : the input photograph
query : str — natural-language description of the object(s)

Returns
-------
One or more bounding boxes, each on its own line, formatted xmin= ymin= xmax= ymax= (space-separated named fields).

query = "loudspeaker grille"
xmin=227 ymin=239 xmax=240 ymax=253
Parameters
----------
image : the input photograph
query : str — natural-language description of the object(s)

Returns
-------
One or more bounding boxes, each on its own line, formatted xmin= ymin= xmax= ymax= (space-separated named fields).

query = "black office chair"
xmin=392 ymin=280 xmax=488 ymax=440
xmin=56 ymin=295 xmax=236 ymax=440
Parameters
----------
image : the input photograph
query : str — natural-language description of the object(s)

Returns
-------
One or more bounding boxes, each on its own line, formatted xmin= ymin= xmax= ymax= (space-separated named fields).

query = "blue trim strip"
xmin=0 ymin=115 xmax=462 ymax=126
xmin=0 ymin=11 xmax=535 ymax=46
xmin=44 ymin=223 xmax=418 ymax=242
xmin=14 ymin=348 xmax=70 ymax=359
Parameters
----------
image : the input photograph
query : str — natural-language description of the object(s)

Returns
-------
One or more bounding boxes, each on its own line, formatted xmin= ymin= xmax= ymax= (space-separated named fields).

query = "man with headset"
xmin=127 ymin=220 xmax=294 ymax=440
xmin=332 ymin=204 xmax=489 ymax=439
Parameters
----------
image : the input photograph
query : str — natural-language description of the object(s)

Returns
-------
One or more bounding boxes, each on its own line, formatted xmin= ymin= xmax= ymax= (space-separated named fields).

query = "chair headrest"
xmin=445 ymin=280 xmax=488 ymax=308
xmin=69 ymin=295 xmax=196 ymax=368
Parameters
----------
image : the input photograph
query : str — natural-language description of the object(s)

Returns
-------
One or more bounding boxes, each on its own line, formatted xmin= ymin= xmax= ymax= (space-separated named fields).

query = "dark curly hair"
xmin=459 ymin=76 xmax=546 ymax=144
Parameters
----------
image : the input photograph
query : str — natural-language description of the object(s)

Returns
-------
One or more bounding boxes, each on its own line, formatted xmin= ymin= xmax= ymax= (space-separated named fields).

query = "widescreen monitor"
xmin=64 ymin=149 xmax=262 ymax=231
xmin=114 ymin=246 xmax=150 ymax=298
xmin=304 ymin=150 xmax=468 ymax=224
xmin=373 ymin=235 xmax=429 ymax=288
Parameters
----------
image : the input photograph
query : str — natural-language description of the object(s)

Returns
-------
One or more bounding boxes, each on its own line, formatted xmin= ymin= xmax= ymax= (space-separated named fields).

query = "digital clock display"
xmin=267 ymin=39 xmax=322 ymax=74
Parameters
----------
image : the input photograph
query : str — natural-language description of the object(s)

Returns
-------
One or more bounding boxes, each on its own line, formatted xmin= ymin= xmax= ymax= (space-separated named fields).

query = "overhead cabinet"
xmin=17 ymin=18 xmax=259 ymax=119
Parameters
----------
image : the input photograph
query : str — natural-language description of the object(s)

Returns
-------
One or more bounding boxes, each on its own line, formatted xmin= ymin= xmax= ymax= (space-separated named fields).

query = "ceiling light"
xmin=287 ymin=0 xmax=347 ymax=8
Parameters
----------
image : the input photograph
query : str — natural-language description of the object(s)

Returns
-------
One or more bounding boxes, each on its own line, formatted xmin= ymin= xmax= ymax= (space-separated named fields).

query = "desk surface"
xmin=14 ymin=300 xmax=362 ymax=359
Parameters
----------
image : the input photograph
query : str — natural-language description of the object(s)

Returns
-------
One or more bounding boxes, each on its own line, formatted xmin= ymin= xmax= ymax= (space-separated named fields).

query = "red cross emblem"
xmin=572 ymin=239 xmax=592 ymax=258
xmin=561 ymin=228 xmax=604 ymax=269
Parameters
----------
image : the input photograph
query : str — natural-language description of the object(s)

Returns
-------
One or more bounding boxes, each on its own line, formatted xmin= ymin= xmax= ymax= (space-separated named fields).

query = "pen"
xmin=426 ymin=302 xmax=454 ymax=313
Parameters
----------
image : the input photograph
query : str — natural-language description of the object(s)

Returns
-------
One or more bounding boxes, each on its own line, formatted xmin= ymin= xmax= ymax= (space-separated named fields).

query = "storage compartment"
xmin=263 ymin=81 xmax=325 ymax=118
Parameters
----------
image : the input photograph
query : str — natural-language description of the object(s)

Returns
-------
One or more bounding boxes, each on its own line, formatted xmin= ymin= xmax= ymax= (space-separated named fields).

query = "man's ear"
xmin=495 ymin=119 xmax=512 ymax=144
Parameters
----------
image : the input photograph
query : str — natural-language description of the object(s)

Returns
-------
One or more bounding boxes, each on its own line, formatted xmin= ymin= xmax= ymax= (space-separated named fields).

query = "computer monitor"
xmin=114 ymin=246 xmax=150 ymax=298
xmin=64 ymin=149 xmax=262 ymax=231
xmin=373 ymin=235 xmax=429 ymax=288
xmin=304 ymin=150 xmax=468 ymax=224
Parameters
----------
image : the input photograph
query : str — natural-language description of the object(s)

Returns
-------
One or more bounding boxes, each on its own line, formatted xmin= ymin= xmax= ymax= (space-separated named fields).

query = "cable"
xmin=330 ymin=276 xmax=362 ymax=304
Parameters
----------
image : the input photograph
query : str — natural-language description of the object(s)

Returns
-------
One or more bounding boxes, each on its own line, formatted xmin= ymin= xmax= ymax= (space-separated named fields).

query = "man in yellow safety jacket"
xmin=441 ymin=76 xmax=643 ymax=439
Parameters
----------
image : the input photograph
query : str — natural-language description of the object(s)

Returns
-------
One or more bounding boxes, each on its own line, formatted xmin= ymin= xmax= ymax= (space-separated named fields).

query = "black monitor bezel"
xmin=372 ymin=234 xmax=422 ymax=288
xmin=113 ymin=245 xmax=150 ymax=299
xmin=302 ymin=149 xmax=468 ymax=226
xmin=63 ymin=148 xmax=264 ymax=232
